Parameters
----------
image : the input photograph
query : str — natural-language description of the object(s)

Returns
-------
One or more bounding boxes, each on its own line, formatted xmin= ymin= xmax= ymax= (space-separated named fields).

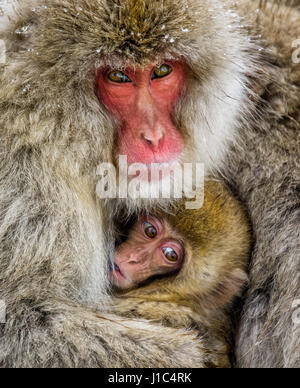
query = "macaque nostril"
xmin=143 ymin=136 xmax=153 ymax=146
xmin=141 ymin=133 xmax=163 ymax=149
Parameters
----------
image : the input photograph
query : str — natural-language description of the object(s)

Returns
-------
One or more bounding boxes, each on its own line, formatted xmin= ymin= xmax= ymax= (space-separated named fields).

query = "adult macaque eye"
xmin=143 ymin=222 xmax=157 ymax=239
xmin=152 ymin=64 xmax=173 ymax=80
xmin=162 ymin=247 xmax=178 ymax=262
xmin=107 ymin=70 xmax=132 ymax=83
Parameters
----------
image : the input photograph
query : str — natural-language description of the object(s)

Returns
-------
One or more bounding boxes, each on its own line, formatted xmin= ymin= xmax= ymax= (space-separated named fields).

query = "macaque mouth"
xmin=114 ymin=263 xmax=120 ymax=272
xmin=111 ymin=263 xmax=125 ymax=279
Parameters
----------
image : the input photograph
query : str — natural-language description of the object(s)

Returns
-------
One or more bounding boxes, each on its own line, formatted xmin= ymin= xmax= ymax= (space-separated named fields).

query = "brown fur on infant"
xmin=111 ymin=181 xmax=251 ymax=368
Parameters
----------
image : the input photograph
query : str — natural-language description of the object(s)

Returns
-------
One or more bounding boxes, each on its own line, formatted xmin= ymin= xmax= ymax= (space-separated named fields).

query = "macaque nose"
xmin=141 ymin=127 xmax=164 ymax=149
xmin=127 ymin=249 xmax=146 ymax=264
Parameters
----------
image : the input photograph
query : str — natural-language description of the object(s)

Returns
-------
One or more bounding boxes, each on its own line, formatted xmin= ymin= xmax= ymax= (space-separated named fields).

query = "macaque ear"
xmin=203 ymin=269 xmax=249 ymax=310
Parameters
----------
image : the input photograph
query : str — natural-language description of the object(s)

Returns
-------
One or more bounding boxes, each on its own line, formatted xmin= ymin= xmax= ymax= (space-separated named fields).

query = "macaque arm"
xmin=0 ymin=151 xmax=207 ymax=368
xmin=1 ymin=300 xmax=218 ymax=368
xmin=231 ymin=0 xmax=300 ymax=368
xmin=112 ymin=298 xmax=231 ymax=368
xmin=3 ymin=276 xmax=232 ymax=368
xmin=113 ymin=297 xmax=196 ymax=327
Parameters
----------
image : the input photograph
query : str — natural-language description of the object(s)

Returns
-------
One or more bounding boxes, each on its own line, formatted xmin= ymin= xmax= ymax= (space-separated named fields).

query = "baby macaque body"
xmin=111 ymin=182 xmax=251 ymax=368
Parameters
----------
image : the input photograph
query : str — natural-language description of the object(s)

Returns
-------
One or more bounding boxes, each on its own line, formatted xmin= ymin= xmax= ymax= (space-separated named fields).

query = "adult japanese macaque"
xmin=111 ymin=182 xmax=250 ymax=368
xmin=0 ymin=0 xmax=299 ymax=368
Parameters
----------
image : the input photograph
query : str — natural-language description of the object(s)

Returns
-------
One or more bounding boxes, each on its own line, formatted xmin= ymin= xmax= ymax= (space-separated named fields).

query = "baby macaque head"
xmin=111 ymin=182 xmax=250 ymax=310
xmin=111 ymin=215 xmax=185 ymax=290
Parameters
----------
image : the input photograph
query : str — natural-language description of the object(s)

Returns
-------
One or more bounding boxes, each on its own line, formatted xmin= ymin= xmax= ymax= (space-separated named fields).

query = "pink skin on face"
xmin=97 ymin=62 xmax=185 ymax=165
xmin=111 ymin=216 xmax=184 ymax=290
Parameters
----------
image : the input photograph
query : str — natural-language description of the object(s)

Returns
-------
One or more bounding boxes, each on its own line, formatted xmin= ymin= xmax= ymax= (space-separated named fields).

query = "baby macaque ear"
xmin=203 ymin=269 xmax=249 ymax=310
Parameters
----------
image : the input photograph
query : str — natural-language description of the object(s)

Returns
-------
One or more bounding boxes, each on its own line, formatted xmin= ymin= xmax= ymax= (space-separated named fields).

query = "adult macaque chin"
xmin=97 ymin=62 xmax=185 ymax=165
xmin=111 ymin=216 xmax=184 ymax=290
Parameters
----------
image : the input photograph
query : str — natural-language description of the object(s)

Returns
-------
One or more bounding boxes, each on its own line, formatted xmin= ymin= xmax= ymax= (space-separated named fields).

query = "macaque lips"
xmin=97 ymin=62 xmax=186 ymax=165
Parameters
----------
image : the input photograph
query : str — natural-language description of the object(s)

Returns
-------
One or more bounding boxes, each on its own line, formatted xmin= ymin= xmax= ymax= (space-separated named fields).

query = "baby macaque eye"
xmin=108 ymin=70 xmax=132 ymax=83
xmin=152 ymin=64 xmax=173 ymax=80
xmin=162 ymin=247 xmax=178 ymax=262
xmin=143 ymin=222 xmax=157 ymax=239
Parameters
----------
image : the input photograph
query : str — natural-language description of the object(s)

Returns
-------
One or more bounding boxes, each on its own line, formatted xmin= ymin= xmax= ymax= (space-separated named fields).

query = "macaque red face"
xmin=97 ymin=62 xmax=185 ymax=165
xmin=111 ymin=216 xmax=184 ymax=290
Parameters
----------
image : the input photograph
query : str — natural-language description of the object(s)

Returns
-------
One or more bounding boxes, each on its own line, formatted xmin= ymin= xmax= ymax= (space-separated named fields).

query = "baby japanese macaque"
xmin=111 ymin=181 xmax=251 ymax=368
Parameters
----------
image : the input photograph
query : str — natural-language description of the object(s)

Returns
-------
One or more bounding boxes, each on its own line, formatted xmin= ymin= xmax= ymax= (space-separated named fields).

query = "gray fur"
xmin=228 ymin=0 xmax=300 ymax=368
xmin=0 ymin=0 xmax=299 ymax=368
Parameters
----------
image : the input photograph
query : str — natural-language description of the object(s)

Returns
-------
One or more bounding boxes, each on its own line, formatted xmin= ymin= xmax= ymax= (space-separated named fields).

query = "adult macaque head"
xmin=91 ymin=0 xmax=246 ymax=190
xmin=97 ymin=62 xmax=185 ymax=165
xmin=111 ymin=215 xmax=184 ymax=289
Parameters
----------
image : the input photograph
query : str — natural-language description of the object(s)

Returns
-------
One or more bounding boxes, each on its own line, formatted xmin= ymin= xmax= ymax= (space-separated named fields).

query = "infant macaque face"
xmin=111 ymin=216 xmax=184 ymax=290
